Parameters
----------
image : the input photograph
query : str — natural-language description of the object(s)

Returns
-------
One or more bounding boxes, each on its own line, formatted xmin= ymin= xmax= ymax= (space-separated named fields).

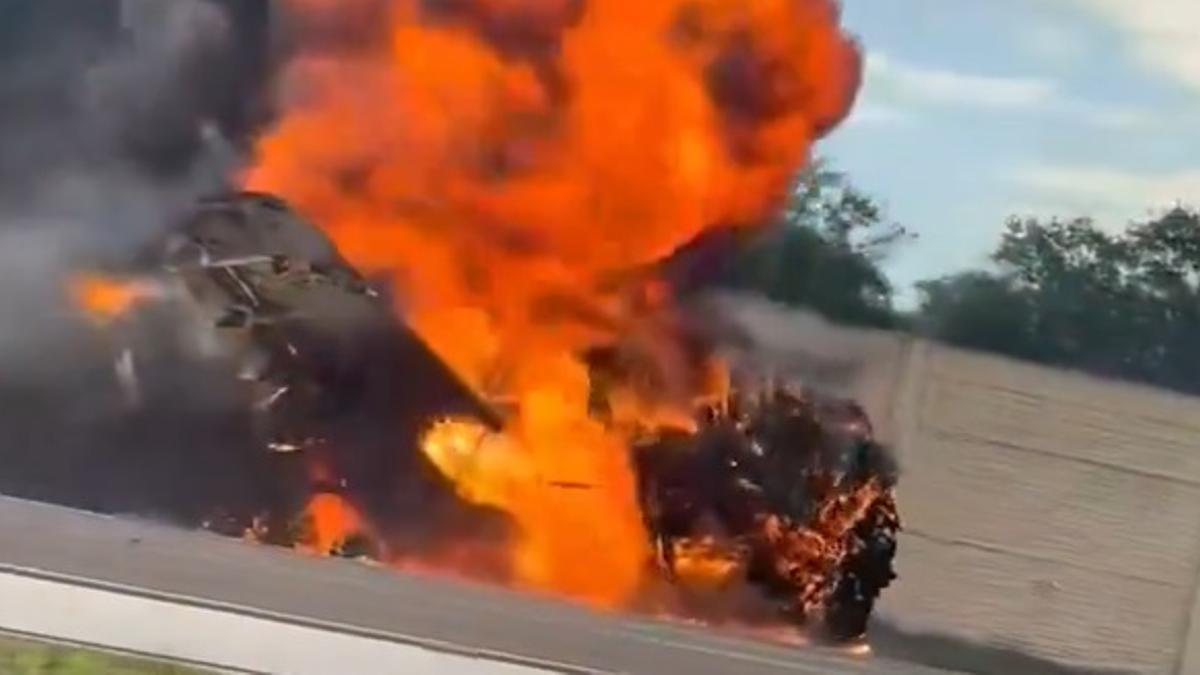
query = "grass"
xmin=0 ymin=635 xmax=212 ymax=675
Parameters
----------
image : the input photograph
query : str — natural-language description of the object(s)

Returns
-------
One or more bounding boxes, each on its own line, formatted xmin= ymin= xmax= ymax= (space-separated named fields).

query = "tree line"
xmin=722 ymin=160 xmax=1200 ymax=397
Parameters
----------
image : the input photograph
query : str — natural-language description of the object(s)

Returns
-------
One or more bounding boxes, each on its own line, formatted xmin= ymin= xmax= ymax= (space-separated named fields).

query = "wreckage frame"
xmin=96 ymin=192 xmax=900 ymax=641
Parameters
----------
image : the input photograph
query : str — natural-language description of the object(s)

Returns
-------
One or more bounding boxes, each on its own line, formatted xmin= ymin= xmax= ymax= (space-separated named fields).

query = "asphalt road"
xmin=0 ymin=495 xmax=958 ymax=675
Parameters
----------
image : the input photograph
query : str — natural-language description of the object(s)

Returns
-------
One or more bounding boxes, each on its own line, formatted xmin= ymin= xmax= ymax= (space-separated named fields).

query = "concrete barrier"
xmin=878 ymin=343 xmax=1200 ymax=675
xmin=721 ymin=295 xmax=1200 ymax=674
xmin=0 ymin=570 xmax=552 ymax=675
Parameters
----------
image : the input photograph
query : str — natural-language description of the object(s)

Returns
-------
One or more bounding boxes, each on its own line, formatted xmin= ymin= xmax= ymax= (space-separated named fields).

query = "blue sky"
xmin=817 ymin=0 xmax=1200 ymax=304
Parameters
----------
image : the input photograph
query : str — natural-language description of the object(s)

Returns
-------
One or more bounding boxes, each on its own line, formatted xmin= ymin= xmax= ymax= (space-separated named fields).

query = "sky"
xmin=819 ymin=0 xmax=1200 ymax=305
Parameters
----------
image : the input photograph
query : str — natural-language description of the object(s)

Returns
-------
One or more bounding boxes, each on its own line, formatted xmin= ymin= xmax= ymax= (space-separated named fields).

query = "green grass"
xmin=0 ymin=635 xmax=211 ymax=675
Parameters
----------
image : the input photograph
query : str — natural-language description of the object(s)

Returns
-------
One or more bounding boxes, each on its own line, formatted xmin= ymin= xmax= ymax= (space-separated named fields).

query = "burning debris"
xmin=70 ymin=190 xmax=899 ymax=640
xmin=633 ymin=384 xmax=899 ymax=640
xmin=73 ymin=192 xmax=510 ymax=549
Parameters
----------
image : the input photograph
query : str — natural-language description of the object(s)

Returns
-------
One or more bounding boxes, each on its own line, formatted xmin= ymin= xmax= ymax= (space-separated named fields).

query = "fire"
xmin=67 ymin=274 xmax=161 ymax=325
xmin=244 ymin=0 xmax=861 ymax=608
xmin=758 ymin=477 xmax=891 ymax=614
xmin=669 ymin=537 xmax=745 ymax=589
xmin=421 ymin=397 xmax=646 ymax=605
xmin=297 ymin=492 xmax=368 ymax=555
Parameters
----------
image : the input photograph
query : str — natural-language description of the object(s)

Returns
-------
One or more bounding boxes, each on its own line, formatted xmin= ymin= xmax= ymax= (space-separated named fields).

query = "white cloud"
xmin=860 ymin=52 xmax=1154 ymax=129
xmin=1060 ymin=101 xmax=1155 ymax=130
xmin=1062 ymin=0 xmax=1200 ymax=91
xmin=1011 ymin=164 xmax=1200 ymax=225
xmin=1019 ymin=22 xmax=1090 ymax=66
xmin=842 ymin=102 xmax=909 ymax=127
xmin=865 ymin=52 xmax=1057 ymax=109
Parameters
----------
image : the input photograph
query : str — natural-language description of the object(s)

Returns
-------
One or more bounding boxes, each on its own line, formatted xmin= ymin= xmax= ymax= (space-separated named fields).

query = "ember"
xmin=65 ymin=0 xmax=899 ymax=644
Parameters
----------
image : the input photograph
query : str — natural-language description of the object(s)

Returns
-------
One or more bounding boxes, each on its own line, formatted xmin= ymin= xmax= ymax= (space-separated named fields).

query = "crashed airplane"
xmin=74 ymin=192 xmax=899 ymax=641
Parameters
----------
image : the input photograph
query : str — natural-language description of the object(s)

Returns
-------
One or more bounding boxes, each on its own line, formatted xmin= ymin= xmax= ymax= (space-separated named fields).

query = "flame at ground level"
xmin=421 ymin=405 xmax=647 ymax=606
xmin=297 ymin=492 xmax=368 ymax=555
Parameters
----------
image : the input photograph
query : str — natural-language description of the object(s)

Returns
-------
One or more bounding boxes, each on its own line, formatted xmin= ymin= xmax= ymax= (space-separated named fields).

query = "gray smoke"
xmin=0 ymin=0 xmax=281 ymax=524
xmin=684 ymin=291 xmax=883 ymax=396
xmin=0 ymin=0 xmax=276 ymax=369
xmin=0 ymin=2 xmax=192 ymax=343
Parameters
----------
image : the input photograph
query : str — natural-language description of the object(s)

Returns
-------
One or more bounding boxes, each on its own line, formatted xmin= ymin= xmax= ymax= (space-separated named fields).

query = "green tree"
xmin=723 ymin=159 xmax=910 ymax=328
xmin=916 ymin=207 xmax=1200 ymax=394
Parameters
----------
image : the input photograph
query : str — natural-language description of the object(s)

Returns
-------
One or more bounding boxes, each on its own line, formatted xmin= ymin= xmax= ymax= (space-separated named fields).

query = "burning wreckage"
xmin=77 ymin=192 xmax=899 ymax=641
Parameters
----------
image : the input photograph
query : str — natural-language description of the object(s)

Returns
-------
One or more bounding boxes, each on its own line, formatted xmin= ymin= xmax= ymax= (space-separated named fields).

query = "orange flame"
xmin=67 ymin=274 xmax=161 ymax=325
xmin=758 ymin=477 xmax=893 ymax=613
xmin=244 ymin=0 xmax=861 ymax=608
xmin=420 ymin=380 xmax=647 ymax=606
xmin=297 ymin=492 xmax=368 ymax=555
xmin=670 ymin=536 xmax=745 ymax=589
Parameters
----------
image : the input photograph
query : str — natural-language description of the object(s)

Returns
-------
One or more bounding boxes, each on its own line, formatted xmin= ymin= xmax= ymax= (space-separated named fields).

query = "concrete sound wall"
xmin=722 ymin=296 xmax=1200 ymax=674
xmin=872 ymin=341 xmax=1200 ymax=675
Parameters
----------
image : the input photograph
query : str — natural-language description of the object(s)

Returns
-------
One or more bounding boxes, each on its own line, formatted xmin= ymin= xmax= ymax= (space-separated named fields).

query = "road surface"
xmin=0 ymin=495 xmax=959 ymax=674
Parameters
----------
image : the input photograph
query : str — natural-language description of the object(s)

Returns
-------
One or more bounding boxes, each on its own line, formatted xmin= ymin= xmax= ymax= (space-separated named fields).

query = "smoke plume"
xmin=0 ymin=0 xmax=277 ymax=521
